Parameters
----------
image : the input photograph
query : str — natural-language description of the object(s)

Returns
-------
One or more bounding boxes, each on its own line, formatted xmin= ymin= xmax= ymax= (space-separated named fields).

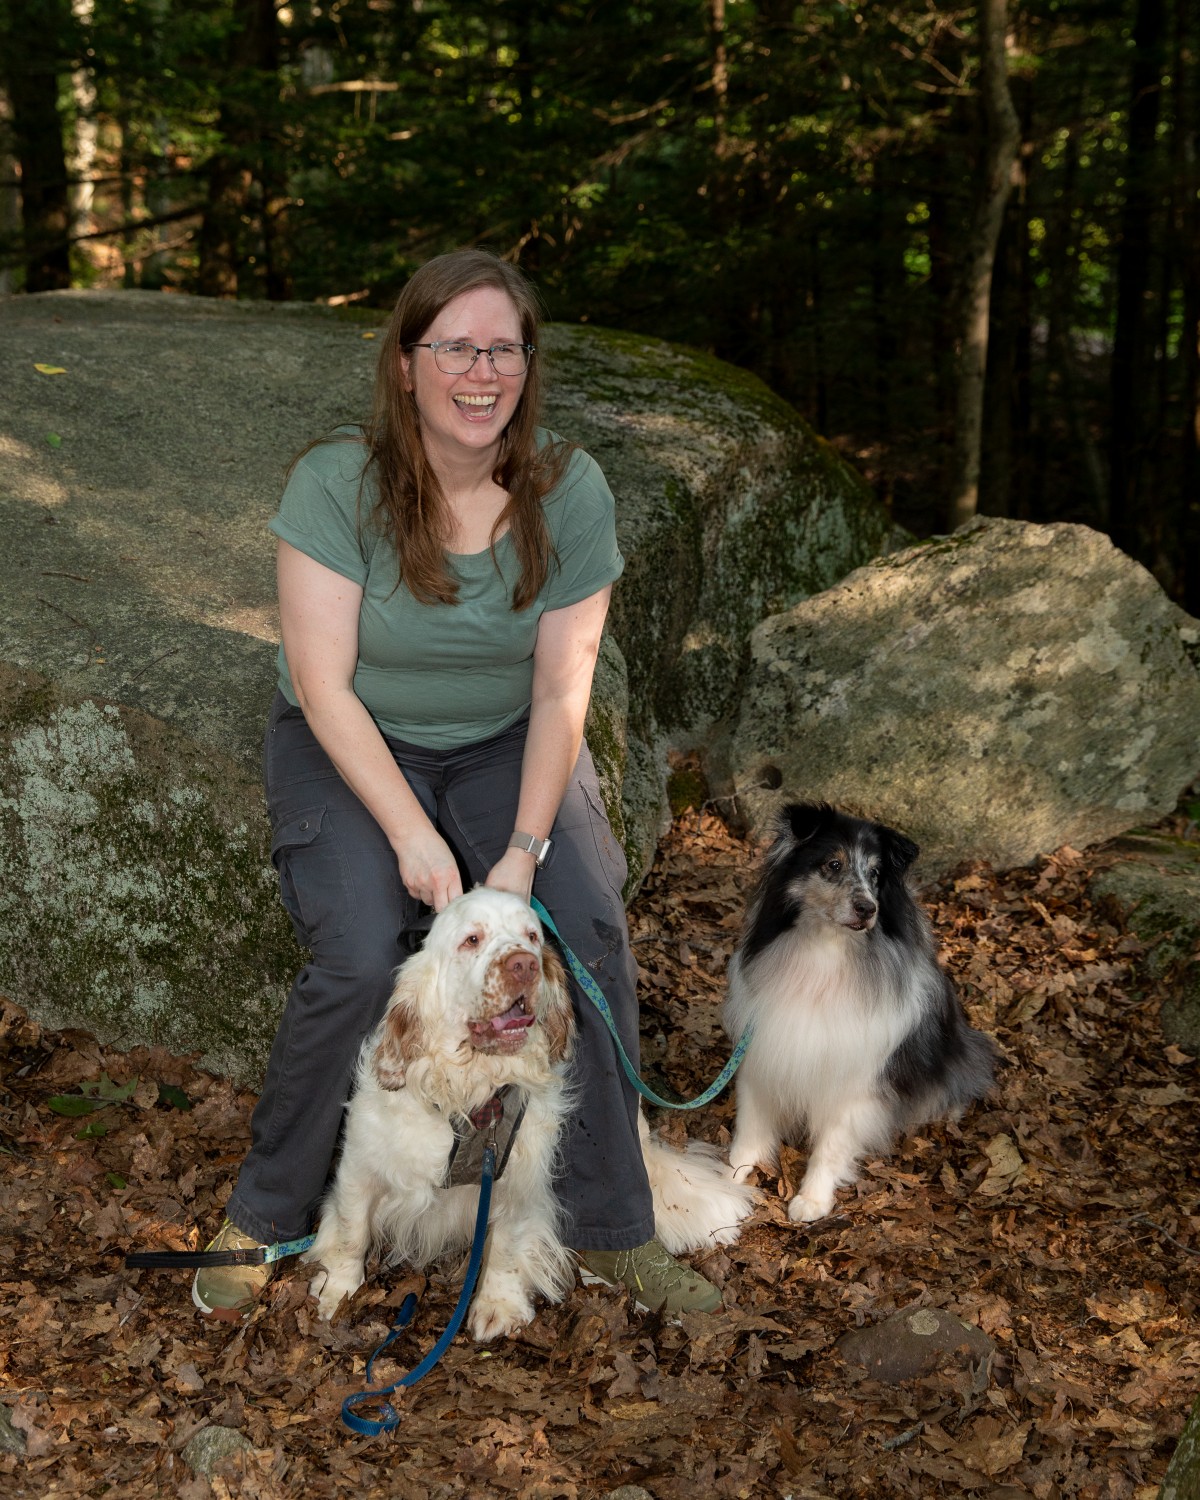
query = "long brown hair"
xmin=366 ymin=249 xmax=570 ymax=609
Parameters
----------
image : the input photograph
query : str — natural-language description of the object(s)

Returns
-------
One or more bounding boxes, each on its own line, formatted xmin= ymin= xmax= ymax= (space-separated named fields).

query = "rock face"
xmin=727 ymin=517 xmax=1200 ymax=879
xmin=0 ymin=290 xmax=890 ymax=1082
xmin=1161 ymin=1395 xmax=1200 ymax=1500
xmin=1090 ymin=833 xmax=1200 ymax=1052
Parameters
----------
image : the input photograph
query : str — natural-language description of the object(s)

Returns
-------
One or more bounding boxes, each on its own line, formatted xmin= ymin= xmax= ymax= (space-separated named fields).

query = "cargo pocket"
xmin=270 ymin=805 xmax=356 ymax=946
xmin=581 ymin=782 xmax=629 ymax=903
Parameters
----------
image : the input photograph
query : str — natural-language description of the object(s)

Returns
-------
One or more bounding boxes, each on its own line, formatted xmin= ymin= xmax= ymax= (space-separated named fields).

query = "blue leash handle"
xmin=530 ymin=896 xmax=750 ymax=1110
xmin=264 ymin=1234 xmax=316 ymax=1263
xmin=340 ymin=1143 xmax=496 ymax=1437
xmin=125 ymin=1232 xmax=316 ymax=1270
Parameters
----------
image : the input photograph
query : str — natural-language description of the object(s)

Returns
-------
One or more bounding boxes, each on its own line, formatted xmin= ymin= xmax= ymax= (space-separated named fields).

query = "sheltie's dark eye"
xmin=869 ymin=866 xmax=880 ymax=885
xmin=824 ymin=858 xmax=842 ymax=877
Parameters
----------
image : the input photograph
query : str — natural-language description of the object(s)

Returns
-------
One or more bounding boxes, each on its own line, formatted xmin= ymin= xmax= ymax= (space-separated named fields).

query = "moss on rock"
xmin=0 ymin=666 xmax=295 ymax=1085
xmin=541 ymin=320 xmax=893 ymax=881
xmin=1090 ymin=833 xmax=1200 ymax=1052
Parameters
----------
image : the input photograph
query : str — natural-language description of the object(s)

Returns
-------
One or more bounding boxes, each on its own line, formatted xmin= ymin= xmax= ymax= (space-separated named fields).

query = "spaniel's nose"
xmin=506 ymin=953 xmax=538 ymax=986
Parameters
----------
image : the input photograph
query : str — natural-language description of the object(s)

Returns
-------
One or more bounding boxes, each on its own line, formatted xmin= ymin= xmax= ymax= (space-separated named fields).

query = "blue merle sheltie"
xmin=723 ymin=802 xmax=997 ymax=1222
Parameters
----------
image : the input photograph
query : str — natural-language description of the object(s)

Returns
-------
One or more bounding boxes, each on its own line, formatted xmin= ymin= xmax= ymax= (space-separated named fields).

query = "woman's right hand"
xmin=393 ymin=825 xmax=464 ymax=912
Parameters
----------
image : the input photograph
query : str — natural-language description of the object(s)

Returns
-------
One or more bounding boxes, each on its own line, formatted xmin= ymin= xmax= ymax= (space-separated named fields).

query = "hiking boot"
xmin=577 ymin=1238 xmax=722 ymax=1315
xmin=191 ymin=1219 xmax=274 ymax=1315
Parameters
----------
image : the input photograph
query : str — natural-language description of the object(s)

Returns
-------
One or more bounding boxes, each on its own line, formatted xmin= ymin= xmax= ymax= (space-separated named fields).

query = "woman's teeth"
xmin=455 ymin=395 xmax=496 ymax=409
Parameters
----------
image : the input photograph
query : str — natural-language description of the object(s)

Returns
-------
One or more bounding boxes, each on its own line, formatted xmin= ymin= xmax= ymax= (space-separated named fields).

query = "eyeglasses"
xmin=404 ymin=340 xmax=535 ymax=376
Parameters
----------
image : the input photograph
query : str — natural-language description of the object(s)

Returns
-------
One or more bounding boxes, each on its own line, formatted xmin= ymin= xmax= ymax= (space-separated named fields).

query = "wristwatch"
xmin=508 ymin=831 xmax=553 ymax=868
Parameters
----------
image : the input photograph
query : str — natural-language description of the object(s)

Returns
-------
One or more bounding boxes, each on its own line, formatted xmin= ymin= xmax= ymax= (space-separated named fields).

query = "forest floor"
xmin=1 ymin=810 xmax=1198 ymax=1500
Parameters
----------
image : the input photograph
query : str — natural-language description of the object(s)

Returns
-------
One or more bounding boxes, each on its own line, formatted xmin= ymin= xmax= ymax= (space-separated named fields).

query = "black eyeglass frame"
xmin=403 ymin=340 xmax=536 ymax=375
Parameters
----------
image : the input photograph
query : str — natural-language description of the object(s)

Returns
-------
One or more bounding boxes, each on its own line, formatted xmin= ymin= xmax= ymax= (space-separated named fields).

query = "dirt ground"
xmin=1 ymin=811 xmax=1198 ymax=1499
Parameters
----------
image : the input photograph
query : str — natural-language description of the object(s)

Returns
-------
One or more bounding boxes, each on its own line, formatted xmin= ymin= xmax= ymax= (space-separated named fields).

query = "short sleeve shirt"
xmin=268 ymin=428 xmax=624 ymax=749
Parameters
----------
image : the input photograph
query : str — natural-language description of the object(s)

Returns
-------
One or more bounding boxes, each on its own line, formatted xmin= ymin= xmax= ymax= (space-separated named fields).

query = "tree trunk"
xmin=1175 ymin=0 xmax=1200 ymax=611
xmin=928 ymin=148 xmax=957 ymax=489
xmin=946 ymin=0 xmax=1021 ymax=531
xmin=68 ymin=0 xmax=97 ymax=254
xmin=807 ymin=227 xmax=828 ymax=435
xmin=0 ymin=89 xmax=21 ymax=296
xmin=1107 ymin=0 xmax=1167 ymax=558
xmin=196 ymin=0 xmax=284 ymax=299
xmin=1 ymin=0 xmax=72 ymax=291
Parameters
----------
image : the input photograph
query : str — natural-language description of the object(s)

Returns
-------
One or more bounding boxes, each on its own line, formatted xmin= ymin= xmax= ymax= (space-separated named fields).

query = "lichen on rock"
xmin=0 ymin=668 xmax=295 ymax=1084
xmin=727 ymin=516 xmax=1200 ymax=878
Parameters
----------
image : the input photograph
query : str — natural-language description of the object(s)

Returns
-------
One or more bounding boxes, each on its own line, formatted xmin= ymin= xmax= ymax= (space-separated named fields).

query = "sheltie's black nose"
xmin=852 ymin=896 xmax=877 ymax=923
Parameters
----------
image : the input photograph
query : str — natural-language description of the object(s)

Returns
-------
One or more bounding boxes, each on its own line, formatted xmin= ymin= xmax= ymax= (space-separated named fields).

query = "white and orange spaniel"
xmin=307 ymin=887 xmax=753 ymax=1340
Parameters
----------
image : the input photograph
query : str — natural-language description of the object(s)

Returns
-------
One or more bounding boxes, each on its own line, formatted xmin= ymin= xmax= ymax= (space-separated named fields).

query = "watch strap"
xmin=509 ymin=831 xmax=552 ymax=867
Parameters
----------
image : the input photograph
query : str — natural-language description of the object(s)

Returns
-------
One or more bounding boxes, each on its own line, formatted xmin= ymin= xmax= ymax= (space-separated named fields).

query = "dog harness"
xmin=444 ymin=1085 xmax=526 ymax=1188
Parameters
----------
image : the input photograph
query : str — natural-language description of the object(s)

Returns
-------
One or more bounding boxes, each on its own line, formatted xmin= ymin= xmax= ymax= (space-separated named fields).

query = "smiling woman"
xmin=192 ymin=249 xmax=730 ymax=1324
xmin=400 ymin=286 xmax=531 ymax=512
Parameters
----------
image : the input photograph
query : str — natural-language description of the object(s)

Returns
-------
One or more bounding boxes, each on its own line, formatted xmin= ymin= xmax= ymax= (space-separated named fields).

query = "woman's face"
xmin=400 ymin=285 xmax=529 ymax=469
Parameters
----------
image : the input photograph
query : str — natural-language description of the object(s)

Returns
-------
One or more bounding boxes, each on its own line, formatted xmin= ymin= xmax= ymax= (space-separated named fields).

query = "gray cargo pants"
xmin=226 ymin=692 xmax=655 ymax=1252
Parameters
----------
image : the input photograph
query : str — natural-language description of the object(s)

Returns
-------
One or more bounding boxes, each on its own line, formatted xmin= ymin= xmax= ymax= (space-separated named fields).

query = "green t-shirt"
xmin=268 ymin=428 xmax=624 ymax=749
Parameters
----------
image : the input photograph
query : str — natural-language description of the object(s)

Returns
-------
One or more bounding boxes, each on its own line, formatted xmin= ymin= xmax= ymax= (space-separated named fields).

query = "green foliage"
xmin=4 ymin=0 xmax=1194 ymax=589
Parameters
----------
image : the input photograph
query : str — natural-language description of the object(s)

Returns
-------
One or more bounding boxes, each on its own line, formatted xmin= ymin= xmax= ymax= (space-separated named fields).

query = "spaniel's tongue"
xmin=469 ymin=1001 xmax=533 ymax=1037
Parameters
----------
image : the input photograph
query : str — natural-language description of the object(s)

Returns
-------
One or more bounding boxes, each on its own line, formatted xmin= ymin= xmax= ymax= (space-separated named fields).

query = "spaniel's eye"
xmin=527 ymin=930 xmax=539 ymax=944
xmin=460 ymin=932 xmax=480 ymax=949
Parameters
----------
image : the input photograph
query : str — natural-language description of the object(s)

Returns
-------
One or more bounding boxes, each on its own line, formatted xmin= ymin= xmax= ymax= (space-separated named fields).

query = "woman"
xmin=193 ymin=249 xmax=720 ymax=1319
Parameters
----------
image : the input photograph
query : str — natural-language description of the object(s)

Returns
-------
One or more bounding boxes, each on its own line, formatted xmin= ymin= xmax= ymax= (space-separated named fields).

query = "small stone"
xmin=0 ymin=1404 xmax=26 ymax=1456
xmin=182 ymin=1425 xmax=252 ymax=1477
xmin=838 ymin=1307 xmax=995 ymax=1384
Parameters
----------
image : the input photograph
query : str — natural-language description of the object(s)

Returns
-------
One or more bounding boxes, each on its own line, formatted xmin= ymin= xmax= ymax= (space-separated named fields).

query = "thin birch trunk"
xmin=68 ymin=0 xmax=96 ymax=251
xmin=947 ymin=0 xmax=1020 ymax=531
xmin=1107 ymin=0 xmax=1166 ymax=556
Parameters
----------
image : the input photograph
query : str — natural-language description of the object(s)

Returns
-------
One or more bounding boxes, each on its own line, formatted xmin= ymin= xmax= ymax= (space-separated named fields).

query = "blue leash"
xmin=126 ymin=1149 xmax=496 ymax=1439
xmin=340 ymin=1142 xmax=495 ymax=1436
xmin=530 ymin=896 xmax=750 ymax=1110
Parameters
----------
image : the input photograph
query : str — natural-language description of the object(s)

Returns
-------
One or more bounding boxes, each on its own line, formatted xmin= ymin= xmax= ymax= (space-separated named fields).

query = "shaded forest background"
xmin=2 ymin=0 xmax=1197 ymax=608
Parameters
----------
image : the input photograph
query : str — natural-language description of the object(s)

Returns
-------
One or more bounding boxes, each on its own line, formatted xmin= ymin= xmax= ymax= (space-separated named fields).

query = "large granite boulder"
xmin=1090 ymin=833 xmax=1200 ymax=1053
xmin=0 ymin=289 xmax=890 ymax=1081
xmin=726 ymin=517 xmax=1200 ymax=879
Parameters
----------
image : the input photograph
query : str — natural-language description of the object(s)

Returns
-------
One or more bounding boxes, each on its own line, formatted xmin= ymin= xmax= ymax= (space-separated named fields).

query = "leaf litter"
xmin=1 ymin=812 xmax=1197 ymax=1498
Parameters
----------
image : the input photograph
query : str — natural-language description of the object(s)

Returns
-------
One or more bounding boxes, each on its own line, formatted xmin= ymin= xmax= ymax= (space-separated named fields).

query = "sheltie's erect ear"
xmin=878 ymin=823 xmax=920 ymax=878
xmin=779 ymin=801 xmax=837 ymax=847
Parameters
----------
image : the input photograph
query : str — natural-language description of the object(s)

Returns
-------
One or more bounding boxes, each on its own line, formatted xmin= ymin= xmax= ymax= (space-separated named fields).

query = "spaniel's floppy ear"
xmin=372 ymin=951 xmax=436 ymax=1090
xmin=537 ymin=944 xmax=575 ymax=1065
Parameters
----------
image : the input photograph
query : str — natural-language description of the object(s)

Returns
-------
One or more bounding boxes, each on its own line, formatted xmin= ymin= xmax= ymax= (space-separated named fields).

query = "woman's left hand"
xmin=485 ymin=846 xmax=538 ymax=904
